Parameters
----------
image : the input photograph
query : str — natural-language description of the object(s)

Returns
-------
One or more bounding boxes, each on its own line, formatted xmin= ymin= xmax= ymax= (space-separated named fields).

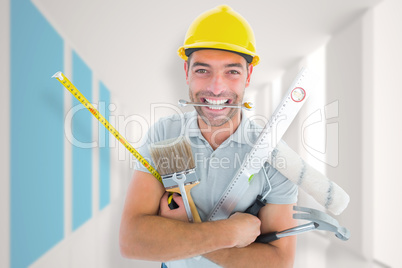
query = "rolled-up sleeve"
xmin=264 ymin=164 xmax=298 ymax=204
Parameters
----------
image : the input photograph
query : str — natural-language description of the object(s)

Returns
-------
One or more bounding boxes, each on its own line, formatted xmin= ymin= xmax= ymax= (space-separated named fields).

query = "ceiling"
xmin=33 ymin=0 xmax=382 ymax=112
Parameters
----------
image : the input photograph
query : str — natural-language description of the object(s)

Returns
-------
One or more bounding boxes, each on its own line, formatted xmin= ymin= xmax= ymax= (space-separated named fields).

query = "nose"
xmin=207 ymin=73 xmax=227 ymax=95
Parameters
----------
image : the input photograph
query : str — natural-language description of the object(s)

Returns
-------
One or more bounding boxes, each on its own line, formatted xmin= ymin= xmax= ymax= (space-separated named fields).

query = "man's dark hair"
xmin=186 ymin=50 xmax=251 ymax=76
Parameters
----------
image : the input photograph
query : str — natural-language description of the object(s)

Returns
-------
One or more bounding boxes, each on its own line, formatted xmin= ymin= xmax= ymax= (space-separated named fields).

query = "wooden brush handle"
xmin=169 ymin=183 xmax=201 ymax=223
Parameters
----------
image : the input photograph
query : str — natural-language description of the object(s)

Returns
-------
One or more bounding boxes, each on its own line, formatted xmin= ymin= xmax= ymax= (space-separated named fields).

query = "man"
xmin=120 ymin=5 xmax=298 ymax=267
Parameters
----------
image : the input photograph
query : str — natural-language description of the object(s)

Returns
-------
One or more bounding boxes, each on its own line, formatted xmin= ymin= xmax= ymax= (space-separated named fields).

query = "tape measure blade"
xmin=52 ymin=71 xmax=162 ymax=183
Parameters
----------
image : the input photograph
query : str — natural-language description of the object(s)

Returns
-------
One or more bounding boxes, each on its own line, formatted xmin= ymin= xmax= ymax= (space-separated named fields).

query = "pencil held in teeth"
xmin=178 ymin=99 xmax=254 ymax=111
xmin=269 ymin=141 xmax=350 ymax=215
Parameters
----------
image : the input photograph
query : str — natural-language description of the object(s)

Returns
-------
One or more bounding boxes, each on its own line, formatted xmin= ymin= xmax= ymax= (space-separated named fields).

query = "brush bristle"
xmin=149 ymin=136 xmax=195 ymax=176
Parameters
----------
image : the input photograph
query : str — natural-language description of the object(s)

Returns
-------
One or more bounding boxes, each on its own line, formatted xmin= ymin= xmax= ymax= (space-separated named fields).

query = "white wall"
xmin=277 ymin=3 xmax=402 ymax=267
xmin=373 ymin=0 xmax=402 ymax=267
xmin=274 ymin=11 xmax=395 ymax=268
xmin=325 ymin=9 xmax=371 ymax=258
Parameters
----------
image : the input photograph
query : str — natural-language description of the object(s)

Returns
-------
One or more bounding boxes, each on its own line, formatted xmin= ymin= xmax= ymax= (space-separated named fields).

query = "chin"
xmin=196 ymin=107 xmax=240 ymax=128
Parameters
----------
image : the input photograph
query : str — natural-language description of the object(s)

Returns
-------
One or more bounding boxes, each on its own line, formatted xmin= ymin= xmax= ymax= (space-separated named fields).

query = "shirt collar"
xmin=186 ymin=110 xmax=203 ymax=138
xmin=225 ymin=110 xmax=255 ymax=145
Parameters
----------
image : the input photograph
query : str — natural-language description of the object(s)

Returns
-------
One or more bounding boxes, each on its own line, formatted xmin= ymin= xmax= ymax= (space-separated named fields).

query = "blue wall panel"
xmin=10 ymin=0 xmax=64 ymax=267
xmin=99 ymin=82 xmax=111 ymax=210
xmin=72 ymin=51 xmax=93 ymax=230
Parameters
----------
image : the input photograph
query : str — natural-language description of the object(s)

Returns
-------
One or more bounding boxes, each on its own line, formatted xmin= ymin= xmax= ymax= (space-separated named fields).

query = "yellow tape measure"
xmin=52 ymin=71 xmax=162 ymax=183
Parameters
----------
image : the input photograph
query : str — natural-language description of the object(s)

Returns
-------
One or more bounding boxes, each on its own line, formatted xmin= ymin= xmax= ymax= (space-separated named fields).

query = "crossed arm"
xmin=119 ymin=170 xmax=297 ymax=267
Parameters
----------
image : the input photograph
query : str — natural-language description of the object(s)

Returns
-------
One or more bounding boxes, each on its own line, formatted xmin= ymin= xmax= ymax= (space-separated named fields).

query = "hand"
xmin=159 ymin=192 xmax=189 ymax=222
xmin=227 ymin=212 xmax=261 ymax=248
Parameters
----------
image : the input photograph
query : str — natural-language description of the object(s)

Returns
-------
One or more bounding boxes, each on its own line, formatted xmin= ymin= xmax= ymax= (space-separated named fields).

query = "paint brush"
xmin=149 ymin=136 xmax=201 ymax=223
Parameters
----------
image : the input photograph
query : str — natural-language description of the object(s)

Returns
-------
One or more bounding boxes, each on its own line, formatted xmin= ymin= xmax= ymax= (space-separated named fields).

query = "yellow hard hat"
xmin=177 ymin=5 xmax=260 ymax=66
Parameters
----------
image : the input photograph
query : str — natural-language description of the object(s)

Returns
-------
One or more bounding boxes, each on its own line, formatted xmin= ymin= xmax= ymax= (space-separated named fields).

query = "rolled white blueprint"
xmin=268 ymin=141 xmax=350 ymax=215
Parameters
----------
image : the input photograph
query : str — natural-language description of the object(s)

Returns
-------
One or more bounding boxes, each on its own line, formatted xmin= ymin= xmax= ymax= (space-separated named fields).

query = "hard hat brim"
xmin=178 ymin=42 xmax=260 ymax=66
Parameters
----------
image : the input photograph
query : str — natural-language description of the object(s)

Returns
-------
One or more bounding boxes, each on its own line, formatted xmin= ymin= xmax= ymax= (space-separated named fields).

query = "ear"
xmin=184 ymin=61 xmax=189 ymax=85
xmin=245 ymin=64 xmax=253 ymax=88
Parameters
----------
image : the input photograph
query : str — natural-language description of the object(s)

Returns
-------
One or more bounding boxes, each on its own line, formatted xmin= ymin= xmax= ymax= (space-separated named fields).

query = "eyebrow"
xmin=225 ymin=63 xmax=244 ymax=68
xmin=191 ymin=62 xmax=245 ymax=69
xmin=192 ymin=62 xmax=210 ymax=68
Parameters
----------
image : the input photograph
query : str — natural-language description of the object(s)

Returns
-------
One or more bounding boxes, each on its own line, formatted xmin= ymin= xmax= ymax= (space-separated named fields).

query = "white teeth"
xmin=205 ymin=98 xmax=228 ymax=105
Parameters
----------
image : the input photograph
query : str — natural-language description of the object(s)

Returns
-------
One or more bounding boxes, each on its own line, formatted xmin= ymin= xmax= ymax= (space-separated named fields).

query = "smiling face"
xmin=184 ymin=49 xmax=253 ymax=128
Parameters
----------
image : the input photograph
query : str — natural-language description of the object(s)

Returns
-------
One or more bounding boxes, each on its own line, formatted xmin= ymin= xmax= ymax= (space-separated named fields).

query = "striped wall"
xmin=10 ymin=0 xmax=64 ymax=266
xmin=0 ymin=0 xmax=10 ymax=266
xmin=9 ymin=0 xmax=111 ymax=267
xmin=71 ymin=51 xmax=93 ymax=230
